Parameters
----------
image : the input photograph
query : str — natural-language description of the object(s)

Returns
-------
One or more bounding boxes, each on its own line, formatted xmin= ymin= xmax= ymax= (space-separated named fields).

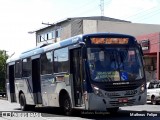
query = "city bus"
xmin=6 ymin=33 xmax=146 ymax=115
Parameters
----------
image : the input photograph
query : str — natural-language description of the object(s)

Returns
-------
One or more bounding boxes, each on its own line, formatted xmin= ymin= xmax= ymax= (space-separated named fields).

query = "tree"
xmin=0 ymin=50 xmax=8 ymax=92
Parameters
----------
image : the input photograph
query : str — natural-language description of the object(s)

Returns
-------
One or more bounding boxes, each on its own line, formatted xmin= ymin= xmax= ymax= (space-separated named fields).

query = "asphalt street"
xmin=0 ymin=99 xmax=160 ymax=120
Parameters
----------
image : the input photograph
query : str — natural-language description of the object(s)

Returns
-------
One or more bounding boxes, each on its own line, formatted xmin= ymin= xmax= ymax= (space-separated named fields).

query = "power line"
xmin=62 ymin=0 xmax=96 ymax=17
xmin=103 ymin=0 xmax=160 ymax=23
xmin=121 ymin=4 xmax=160 ymax=23
xmin=132 ymin=8 xmax=160 ymax=22
xmin=73 ymin=1 xmax=99 ymax=17
xmin=45 ymin=0 xmax=95 ymax=23
xmin=104 ymin=0 xmax=113 ymax=9
xmin=120 ymin=5 xmax=158 ymax=20
xmin=105 ymin=0 xmax=112 ymax=6
xmin=128 ymin=7 xmax=159 ymax=19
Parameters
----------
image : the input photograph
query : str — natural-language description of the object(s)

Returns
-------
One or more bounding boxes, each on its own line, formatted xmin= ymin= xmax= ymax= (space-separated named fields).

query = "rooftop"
xmin=35 ymin=16 xmax=131 ymax=32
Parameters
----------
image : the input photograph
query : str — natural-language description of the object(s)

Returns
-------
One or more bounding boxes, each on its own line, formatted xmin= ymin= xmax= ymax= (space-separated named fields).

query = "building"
xmin=136 ymin=32 xmax=160 ymax=81
xmin=34 ymin=16 xmax=160 ymax=47
xmin=34 ymin=16 xmax=130 ymax=46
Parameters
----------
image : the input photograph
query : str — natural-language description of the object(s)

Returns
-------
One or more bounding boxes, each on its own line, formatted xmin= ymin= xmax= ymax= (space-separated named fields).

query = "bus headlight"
xmin=91 ymin=84 xmax=104 ymax=97
xmin=140 ymin=83 xmax=145 ymax=93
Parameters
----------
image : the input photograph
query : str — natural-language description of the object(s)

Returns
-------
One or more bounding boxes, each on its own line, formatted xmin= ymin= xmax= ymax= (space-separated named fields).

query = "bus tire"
xmin=19 ymin=93 xmax=28 ymax=111
xmin=107 ymin=107 xmax=119 ymax=113
xmin=61 ymin=94 xmax=72 ymax=115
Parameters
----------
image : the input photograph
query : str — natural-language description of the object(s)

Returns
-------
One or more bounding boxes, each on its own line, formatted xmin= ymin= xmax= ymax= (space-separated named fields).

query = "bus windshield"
xmin=87 ymin=47 xmax=144 ymax=82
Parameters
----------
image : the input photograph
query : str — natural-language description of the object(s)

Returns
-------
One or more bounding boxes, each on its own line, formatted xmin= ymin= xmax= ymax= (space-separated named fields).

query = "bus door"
xmin=32 ymin=58 xmax=42 ymax=104
xmin=70 ymin=48 xmax=84 ymax=107
xmin=8 ymin=65 xmax=16 ymax=102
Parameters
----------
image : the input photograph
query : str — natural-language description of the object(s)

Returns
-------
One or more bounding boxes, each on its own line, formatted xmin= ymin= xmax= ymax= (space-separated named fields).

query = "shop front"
xmin=136 ymin=32 xmax=160 ymax=81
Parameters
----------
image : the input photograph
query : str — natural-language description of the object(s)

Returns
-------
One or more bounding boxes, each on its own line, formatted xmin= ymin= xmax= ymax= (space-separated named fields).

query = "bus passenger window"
xmin=41 ymin=51 xmax=53 ymax=75
xmin=15 ymin=60 xmax=22 ymax=78
xmin=22 ymin=58 xmax=31 ymax=77
xmin=54 ymin=47 xmax=69 ymax=73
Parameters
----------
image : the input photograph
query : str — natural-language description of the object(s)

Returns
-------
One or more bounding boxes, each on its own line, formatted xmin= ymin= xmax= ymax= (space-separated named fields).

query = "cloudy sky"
xmin=0 ymin=0 xmax=160 ymax=55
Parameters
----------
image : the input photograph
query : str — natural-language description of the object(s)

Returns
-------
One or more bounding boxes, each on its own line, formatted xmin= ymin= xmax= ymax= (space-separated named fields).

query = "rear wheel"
xmin=19 ymin=93 xmax=28 ymax=111
xmin=61 ymin=94 xmax=72 ymax=115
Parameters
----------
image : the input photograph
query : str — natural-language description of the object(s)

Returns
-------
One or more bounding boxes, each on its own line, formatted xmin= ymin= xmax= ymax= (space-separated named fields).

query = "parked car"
xmin=147 ymin=80 xmax=160 ymax=105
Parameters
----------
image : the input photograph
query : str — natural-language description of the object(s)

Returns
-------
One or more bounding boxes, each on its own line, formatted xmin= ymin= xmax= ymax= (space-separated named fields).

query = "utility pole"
xmin=100 ymin=0 xmax=104 ymax=16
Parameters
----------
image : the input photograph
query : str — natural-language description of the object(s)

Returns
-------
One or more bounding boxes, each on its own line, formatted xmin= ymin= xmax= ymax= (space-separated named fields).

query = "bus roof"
xmin=6 ymin=34 xmax=83 ymax=63
xmin=6 ymin=33 xmax=136 ymax=63
xmin=83 ymin=32 xmax=135 ymax=38
xmin=43 ymin=34 xmax=83 ymax=52
xmin=6 ymin=53 xmax=21 ymax=63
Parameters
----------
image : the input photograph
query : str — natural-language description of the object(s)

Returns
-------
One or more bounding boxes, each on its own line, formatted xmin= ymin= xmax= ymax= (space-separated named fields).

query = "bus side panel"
xmin=14 ymin=79 xmax=26 ymax=104
xmin=54 ymin=81 xmax=72 ymax=107
xmin=14 ymin=78 xmax=35 ymax=105
xmin=24 ymin=78 xmax=35 ymax=105
xmin=41 ymin=74 xmax=55 ymax=106
xmin=43 ymin=74 xmax=73 ymax=107
xmin=14 ymin=79 xmax=20 ymax=103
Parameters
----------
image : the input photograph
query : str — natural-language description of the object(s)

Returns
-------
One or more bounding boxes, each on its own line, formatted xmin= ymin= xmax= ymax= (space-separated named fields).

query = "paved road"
xmin=0 ymin=99 xmax=160 ymax=120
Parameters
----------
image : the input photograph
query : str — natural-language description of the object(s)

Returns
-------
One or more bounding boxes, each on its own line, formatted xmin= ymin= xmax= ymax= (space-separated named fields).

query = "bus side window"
xmin=41 ymin=51 xmax=53 ymax=75
xmin=15 ymin=60 xmax=22 ymax=78
xmin=22 ymin=58 xmax=31 ymax=77
xmin=54 ymin=47 xmax=69 ymax=73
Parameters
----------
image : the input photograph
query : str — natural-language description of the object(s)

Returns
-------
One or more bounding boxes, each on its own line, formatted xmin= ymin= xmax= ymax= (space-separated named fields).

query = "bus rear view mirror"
xmin=78 ymin=42 xmax=86 ymax=47
xmin=138 ymin=44 xmax=144 ymax=56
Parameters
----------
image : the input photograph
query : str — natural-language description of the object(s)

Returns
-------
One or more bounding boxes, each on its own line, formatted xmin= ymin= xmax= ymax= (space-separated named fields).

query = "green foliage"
xmin=0 ymin=50 xmax=8 ymax=92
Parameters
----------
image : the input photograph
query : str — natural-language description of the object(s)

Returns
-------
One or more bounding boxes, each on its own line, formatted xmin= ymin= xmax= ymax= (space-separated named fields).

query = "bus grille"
xmin=105 ymin=83 xmax=139 ymax=91
xmin=109 ymin=99 xmax=136 ymax=106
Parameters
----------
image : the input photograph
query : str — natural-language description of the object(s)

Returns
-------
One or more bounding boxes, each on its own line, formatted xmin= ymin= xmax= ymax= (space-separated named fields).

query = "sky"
xmin=1 ymin=0 xmax=160 ymax=56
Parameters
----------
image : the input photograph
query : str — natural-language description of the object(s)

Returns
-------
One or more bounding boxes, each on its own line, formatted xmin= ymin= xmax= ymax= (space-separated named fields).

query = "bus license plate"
xmin=118 ymin=98 xmax=128 ymax=103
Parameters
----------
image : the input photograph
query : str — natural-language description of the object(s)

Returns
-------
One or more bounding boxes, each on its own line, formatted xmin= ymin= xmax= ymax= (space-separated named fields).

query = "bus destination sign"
xmin=91 ymin=38 xmax=129 ymax=44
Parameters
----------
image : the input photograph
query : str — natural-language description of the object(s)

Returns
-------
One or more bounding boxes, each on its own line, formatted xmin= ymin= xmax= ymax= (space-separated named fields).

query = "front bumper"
xmin=87 ymin=92 xmax=146 ymax=111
